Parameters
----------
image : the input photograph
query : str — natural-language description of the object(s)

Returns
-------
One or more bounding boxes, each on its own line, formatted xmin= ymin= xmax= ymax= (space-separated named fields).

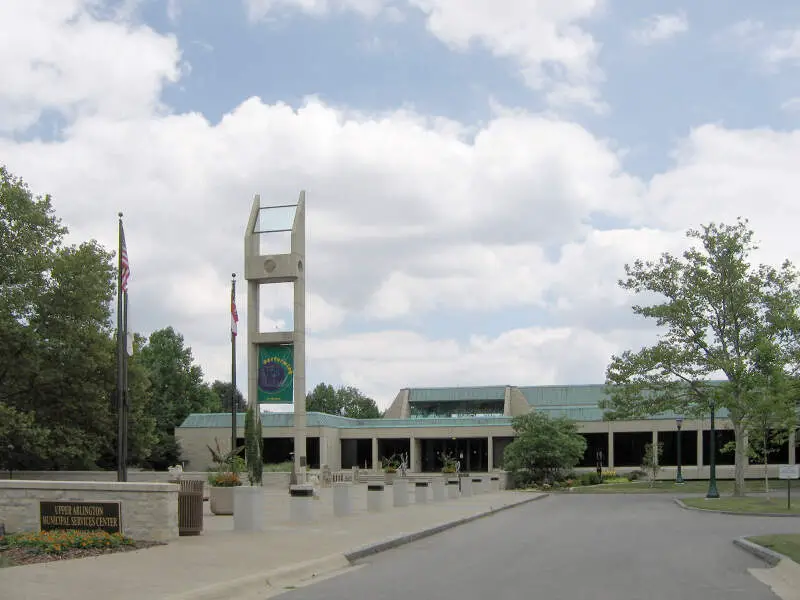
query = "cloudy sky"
xmin=3 ymin=0 xmax=800 ymax=409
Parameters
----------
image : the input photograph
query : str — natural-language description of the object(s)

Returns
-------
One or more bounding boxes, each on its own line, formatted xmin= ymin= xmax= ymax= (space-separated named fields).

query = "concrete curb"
xmin=164 ymin=554 xmax=351 ymax=600
xmin=345 ymin=493 xmax=548 ymax=562
xmin=673 ymin=498 xmax=800 ymax=517
xmin=732 ymin=537 xmax=787 ymax=566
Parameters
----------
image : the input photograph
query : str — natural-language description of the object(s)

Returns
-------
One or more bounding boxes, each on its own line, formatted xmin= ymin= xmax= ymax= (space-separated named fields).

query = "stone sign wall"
xmin=0 ymin=480 xmax=178 ymax=542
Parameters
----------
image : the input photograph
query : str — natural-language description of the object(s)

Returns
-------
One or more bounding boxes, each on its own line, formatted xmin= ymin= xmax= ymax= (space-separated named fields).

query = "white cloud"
xmin=764 ymin=30 xmax=800 ymax=66
xmin=0 ymin=0 xmax=181 ymax=133
xmin=631 ymin=10 xmax=688 ymax=45
xmin=725 ymin=19 xmax=800 ymax=70
xmin=244 ymin=0 xmax=605 ymax=111
xmin=167 ymin=0 xmax=182 ymax=22
xmin=245 ymin=0 xmax=386 ymax=20
xmin=6 ymin=4 xmax=800 ymax=406
xmin=309 ymin=326 xmax=658 ymax=402
xmin=781 ymin=97 xmax=800 ymax=112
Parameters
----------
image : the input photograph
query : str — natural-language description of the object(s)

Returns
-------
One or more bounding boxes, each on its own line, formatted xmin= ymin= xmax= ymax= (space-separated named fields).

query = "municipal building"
xmin=176 ymin=384 xmax=798 ymax=479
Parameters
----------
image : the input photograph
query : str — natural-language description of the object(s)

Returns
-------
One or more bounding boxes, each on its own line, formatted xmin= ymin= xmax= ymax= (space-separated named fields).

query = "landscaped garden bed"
xmin=0 ymin=530 xmax=163 ymax=568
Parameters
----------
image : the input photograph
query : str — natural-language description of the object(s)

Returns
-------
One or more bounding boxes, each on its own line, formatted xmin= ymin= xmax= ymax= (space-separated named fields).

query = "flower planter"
xmin=209 ymin=486 xmax=236 ymax=515
xmin=384 ymin=471 xmax=397 ymax=485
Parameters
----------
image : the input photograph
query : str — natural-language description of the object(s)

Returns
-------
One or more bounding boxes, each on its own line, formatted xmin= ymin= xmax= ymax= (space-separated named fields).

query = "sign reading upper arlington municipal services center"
xmin=40 ymin=501 xmax=121 ymax=534
xmin=257 ymin=344 xmax=294 ymax=404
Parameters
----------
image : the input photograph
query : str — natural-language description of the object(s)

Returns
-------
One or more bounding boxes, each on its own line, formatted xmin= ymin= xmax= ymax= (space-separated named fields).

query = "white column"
xmin=409 ymin=437 xmax=418 ymax=473
xmin=371 ymin=437 xmax=379 ymax=472
xmin=292 ymin=195 xmax=307 ymax=475
xmin=608 ymin=431 xmax=614 ymax=469
xmin=652 ymin=430 xmax=658 ymax=465
xmin=292 ymin=262 xmax=306 ymax=474
xmin=487 ymin=436 xmax=494 ymax=472
xmin=319 ymin=434 xmax=328 ymax=468
xmin=697 ymin=428 xmax=704 ymax=468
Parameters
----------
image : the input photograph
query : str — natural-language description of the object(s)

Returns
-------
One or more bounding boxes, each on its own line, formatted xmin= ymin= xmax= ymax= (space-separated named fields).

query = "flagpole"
xmin=116 ymin=213 xmax=126 ymax=482
xmin=122 ymin=289 xmax=129 ymax=483
xmin=231 ymin=273 xmax=237 ymax=455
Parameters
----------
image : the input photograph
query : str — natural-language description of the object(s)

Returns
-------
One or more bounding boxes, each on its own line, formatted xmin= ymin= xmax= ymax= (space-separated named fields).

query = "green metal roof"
xmin=179 ymin=412 xmax=514 ymax=429
xmin=408 ymin=386 xmax=506 ymax=403
xmin=179 ymin=381 xmax=733 ymax=430
xmin=520 ymin=384 xmax=608 ymax=407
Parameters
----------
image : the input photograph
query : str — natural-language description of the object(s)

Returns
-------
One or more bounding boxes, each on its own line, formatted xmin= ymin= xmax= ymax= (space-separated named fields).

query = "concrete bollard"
xmin=431 ymin=478 xmax=446 ymax=502
xmin=367 ymin=483 xmax=385 ymax=512
xmin=233 ymin=486 xmax=267 ymax=532
xmin=472 ymin=478 xmax=484 ymax=494
xmin=460 ymin=476 xmax=473 ymax=497
xmin=446 ymin=479 xmax=460 ymax=499
xmin=289 ymin=485 xmax=315 ymax=523
xmin=490 ymin=476 xmax=500 ymax=492
xmin=415 ymin=481 xmax=429 ymax=504
xmin=333 ymin=482 xmax=352 ymax=517
xmin=393 ymin=478 xmax=410 ymax=507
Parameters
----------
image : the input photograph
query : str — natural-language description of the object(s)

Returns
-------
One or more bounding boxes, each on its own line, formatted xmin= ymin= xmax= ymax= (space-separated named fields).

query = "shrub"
xmin=601 ymin=469 xmax=617 ymax=479
xmin=511 ymin=469 xmax=537 ymax=489
xmin=208 ymin=471 xmax=242 ymax=487
xmin=627 ymin=469 xmax=646 ymax=481
xmin=206 ymin=438 xmax=245 ymax=487
xmin=578 ymin=472 xmax=602 ymax=486
xmin=561 ymin=470 xmax=578 ymax=482
xmin=3 ymin=530 xmax=133 ymax=554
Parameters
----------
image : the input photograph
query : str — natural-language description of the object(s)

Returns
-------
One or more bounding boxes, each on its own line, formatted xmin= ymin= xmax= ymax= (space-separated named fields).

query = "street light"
xmin=706 ymin=400 xmax=720 ymax=499
xmin=675 ymin=415 xmax=684 ymax=484
xmin=6 ymin=443 xmax=13 ymax=480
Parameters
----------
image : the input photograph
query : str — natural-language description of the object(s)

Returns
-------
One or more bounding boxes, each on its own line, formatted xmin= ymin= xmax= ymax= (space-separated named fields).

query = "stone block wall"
xmin=0 ymin=480 xmax=179 ymax=542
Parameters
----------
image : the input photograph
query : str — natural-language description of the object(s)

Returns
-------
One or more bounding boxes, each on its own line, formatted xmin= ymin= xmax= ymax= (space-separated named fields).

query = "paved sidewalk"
xmin=0 ymin=487 xmax=541 ymax=600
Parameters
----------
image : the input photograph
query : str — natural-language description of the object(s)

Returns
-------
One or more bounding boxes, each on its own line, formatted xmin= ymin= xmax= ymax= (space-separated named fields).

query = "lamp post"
xmin=706 ymin=400 xmax=720 ymax=499
xmin=675 ymin=415 xmax=684 ymax=484
xmin=6 ymin=443 xmax=13 ymax=480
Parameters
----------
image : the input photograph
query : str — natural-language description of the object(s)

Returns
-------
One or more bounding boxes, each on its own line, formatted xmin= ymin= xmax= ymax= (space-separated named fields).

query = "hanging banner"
xmin=257 ymin=344 xmax=294 ymax=404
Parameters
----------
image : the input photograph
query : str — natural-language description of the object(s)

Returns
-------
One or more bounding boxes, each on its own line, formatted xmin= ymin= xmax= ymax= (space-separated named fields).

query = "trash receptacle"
xmin=177 ymin=479 xmax=204 ymax=536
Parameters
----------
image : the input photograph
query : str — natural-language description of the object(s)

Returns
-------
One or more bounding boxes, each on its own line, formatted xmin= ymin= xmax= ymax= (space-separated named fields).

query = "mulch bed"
xmin=1 ymin=540 xmax=164 ymax=567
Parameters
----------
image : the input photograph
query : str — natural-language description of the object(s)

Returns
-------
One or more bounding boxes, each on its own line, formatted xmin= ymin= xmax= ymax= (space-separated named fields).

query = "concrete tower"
xmin=244 ymin=192 xmax=306 ymax=473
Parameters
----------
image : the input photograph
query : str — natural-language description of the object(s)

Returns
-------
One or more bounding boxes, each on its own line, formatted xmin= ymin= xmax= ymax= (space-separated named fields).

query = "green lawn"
xmin=748 ymin=534 xmax=800 ymax=563
xmin=681 ymin=496 xmax=800 ymax=514
xmin=567 ymin=479 xmax=800 ymax=495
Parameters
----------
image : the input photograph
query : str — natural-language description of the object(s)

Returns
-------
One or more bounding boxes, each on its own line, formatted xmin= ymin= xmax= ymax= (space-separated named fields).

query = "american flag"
xmin=120 ymin=224 xmax=130 ymax=292
xmin=231 ymin=289 xmax=239 ymax=337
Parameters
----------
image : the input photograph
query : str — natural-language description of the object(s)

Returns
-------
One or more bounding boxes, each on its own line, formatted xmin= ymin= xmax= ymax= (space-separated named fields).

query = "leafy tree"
xmin=503 ymin=412 xmax=587 ymax=486
xmin=139 ymin=327 xmax=220 ymax=469
xmin=0 ymin=402 xmax=50 ymax=476
xmin=211 ymin=380 xmax=246 ymax=412
xmin=722 ymin=376 xmax=797 ymax=492
xmin=31 ymin=241 xmax=119 ymax=469
xmin=120 ymin=333 xmax=158 ymax=466
xmin=306 ymin=383 xmax=338 ymax=414
xmin=605 ymin=219 xmax=800 ymax=496
xmin=1 ymin=167 xmax=125 ymax=468
xmin=306 ymin=383 xmax=381 ymax=418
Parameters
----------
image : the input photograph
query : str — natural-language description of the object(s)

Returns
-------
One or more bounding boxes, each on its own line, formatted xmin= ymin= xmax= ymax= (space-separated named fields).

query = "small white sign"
xmin=778 ymin=464 xmax=800 ymax=480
